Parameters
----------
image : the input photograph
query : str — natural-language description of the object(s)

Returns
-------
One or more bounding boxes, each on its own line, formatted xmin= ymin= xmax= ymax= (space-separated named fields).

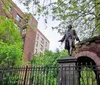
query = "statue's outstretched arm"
xmin=58 ymin=34 xmax=66 ymax=42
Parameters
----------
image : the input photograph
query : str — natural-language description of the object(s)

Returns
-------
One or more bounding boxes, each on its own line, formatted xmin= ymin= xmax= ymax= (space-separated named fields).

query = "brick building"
xmin=0 ymin=0 xmax=50 ymax=62
xmin=34 ymin=29 xmax=50 ymax=54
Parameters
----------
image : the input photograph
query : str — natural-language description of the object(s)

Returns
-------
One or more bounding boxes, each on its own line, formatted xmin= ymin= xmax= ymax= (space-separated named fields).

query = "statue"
xmin=58 ymin=25 xmax=80 ymax=56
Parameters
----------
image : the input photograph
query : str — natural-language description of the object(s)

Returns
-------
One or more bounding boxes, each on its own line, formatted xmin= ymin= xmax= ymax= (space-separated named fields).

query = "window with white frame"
xmin=22 ymin=28 xmax=27 ymax=34
xmin=37 ymin=34 xmax=39 ymax=39
xmin=36 ymin=41 xmax=38 ymax=47
xmin=41 ymin=38 xmax=44 ymax=44
xmin=9 ymin=6 xmax=12 ymax=12
xmin=35 ymin=49 xmax=37 ymax=54
xmin=45 ymin=42 xmax=47 ymax=47
xmin=16 ymin=14 xmax=22 ymax=22
xmin=40 ymin=44 xmax=43 ymax=51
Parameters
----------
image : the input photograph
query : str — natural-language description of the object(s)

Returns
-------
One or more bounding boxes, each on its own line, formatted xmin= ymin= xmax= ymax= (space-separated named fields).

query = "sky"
xmin=12 ymin=0 xmax=64 ymax=52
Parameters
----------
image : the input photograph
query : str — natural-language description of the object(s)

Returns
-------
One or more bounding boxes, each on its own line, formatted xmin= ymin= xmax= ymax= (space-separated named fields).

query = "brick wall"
xmin=73 ymin=36 xmax=100 ymax=65
xmin=24 ymin=28 xmax=37 ymax=61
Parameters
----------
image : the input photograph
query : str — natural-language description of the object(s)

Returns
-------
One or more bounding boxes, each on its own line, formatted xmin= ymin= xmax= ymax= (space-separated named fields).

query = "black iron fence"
xmin=58 ymin=65 xmax=100 ymax=85
xmin=0 ymin=65 xmax=99 ymax=85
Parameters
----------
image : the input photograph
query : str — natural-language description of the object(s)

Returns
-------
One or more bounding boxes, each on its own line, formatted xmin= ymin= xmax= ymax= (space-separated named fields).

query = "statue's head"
xmin=67 ymin=24 xmax=72 ymax=29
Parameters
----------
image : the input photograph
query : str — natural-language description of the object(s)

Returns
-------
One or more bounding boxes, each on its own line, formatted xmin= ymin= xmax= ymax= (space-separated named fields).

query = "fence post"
xmin=96 ymin=67 xmax=100 ymax=85
xmin=23 ymin=66 xmax=28 ymax=85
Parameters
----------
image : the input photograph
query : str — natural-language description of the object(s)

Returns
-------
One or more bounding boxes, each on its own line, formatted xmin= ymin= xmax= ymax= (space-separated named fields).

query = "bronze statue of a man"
xmin=59 ymin=25 xmax=80 ymax=56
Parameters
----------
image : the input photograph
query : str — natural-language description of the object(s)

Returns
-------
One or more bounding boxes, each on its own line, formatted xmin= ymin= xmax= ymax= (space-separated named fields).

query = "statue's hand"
xmin=78 ymin=40 xmax=81 ymax=43
xmin=61 ymin=42 xmax=63 ymax=45
xmin=58 ymin=40 xmax=63 ymax=45
xmin=58 ymin=40 xmax=63 ymax=42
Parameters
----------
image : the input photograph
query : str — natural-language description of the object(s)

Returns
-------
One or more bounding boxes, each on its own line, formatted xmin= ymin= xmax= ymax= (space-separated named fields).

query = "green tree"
xmin=95 ymin=0 xmax=100 ymax=35
xmin=0 ymin=16 xmax=23 ymax=66
xmin=31 ymin=50 xmax=68 ymax=66
xmin=16 ymin=0 xmax=100 ymax=39
xmin=80 ymin=67 xmax=97 ymax=85
xmin=30 ymin=50 xmax=68 ymax=85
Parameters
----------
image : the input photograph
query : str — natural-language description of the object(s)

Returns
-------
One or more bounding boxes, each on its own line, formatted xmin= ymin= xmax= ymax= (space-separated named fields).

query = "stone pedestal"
xmin=57 ymin=56 xmax=79 ymax=85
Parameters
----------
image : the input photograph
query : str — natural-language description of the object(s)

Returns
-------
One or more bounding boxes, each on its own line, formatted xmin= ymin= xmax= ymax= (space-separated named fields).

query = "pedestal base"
xmin=57 ymin=56 xmax=79 ymax=85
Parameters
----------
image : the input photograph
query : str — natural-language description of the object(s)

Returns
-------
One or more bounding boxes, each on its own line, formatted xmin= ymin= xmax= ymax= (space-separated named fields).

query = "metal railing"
xmin=0 ymin=65 xmax=99 ymax=85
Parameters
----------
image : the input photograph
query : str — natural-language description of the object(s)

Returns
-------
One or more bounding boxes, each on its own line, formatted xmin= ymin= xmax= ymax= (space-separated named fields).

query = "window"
xmin=45 ymin=48 xmax=47 ymax=51
xmin=45 ymin=42 xmax=47 ymax=47
xmin=41 ymin=38 xmax=44 ymax=44
xmin=36 ymin=41 xmax=38 ymax=47
xmin=35 ymin=49 xmax=37 ymax=54
xmin=16 ymin=14 xmax=22 ymax=22
xmin=9 ymin=6 xmax=12 ymax=12
xmin=40 ymin=44 xmax=43 ymax=51
xmin=22 ymin=37 xmax=25 ymax=50
xmin=37 ymin=34 xmax=39 ymax=39
xmin=22 ymin=28 xmax=27 ymax=34
xmin=22 ymin=37 xmax=25 ymax=43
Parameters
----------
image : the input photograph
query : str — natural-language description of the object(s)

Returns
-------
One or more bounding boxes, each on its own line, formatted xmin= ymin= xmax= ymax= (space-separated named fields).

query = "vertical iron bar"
xmin=46 ymin=67 xmax=48 ymax=85
xmin=29 ymin=66 xmax=33 ymax=85
xmin=77 ymin=62 xmax=80 ymax=85
xmin=73 ymin=64 xmax=74 ymax=85
xmin=34 ymin=66 xmax=36 ymax=85
xmin=40 ymin=66 xmax=43 ymax=84
xmin=56 ymin=66 xmax=58 ymax=85
xmin=33 ymin=66 xmax=36 ymax=85
xmin=53 ymin=67 xmax=55 ymax=85
xmin=33 ymin=66 xmax=35 ymax=85
xmin=86 ymin=62 xmax=88 ymax=85
xmin=43 ymin=66 xmax=45 ymax=85
xmin=37 ymin=66 xmax=39 ymax=85
xmin=91 ymin=63 xmax=93 ymax=85
xmin=96 ymin=66 xmax=99 ymax=85
xmin=38 ymin=66 xmax=41 ymax=85
xmin=48 ymin=67 xmax=51 ymax=85
xmin=65 ymin=66 xmax=66 ymax=85
xmin=36 ymin=66 xmax=38 ymax=85
xmin=69 ymin=65 xmax=70 ymax=85
xmin=23 ymin=66 xmax=28 ymax=85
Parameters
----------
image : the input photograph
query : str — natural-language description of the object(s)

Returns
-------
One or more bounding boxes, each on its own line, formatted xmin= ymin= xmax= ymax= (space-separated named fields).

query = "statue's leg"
xmin=67 ymin=41 xmax=70 ymax=56
xmin=69 ymin=39 xmax=73 ymax=56
xmin=65 ymin=40 xmax=70 ymax=55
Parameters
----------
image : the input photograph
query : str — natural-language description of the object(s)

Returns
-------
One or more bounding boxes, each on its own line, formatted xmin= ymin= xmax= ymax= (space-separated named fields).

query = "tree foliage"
xmin=0 ymin=16 xmax=23 ymax=66
xmin=16 ymin=0 xmax=100 ymax=39
xmin=80 ymin=67 xmax=97 ymax=85
xmin=31 ymin=50 xmax=68 ymax=66
xmin=0 ymin=17 xmax=21 ymax=43
xmin=30 ymin=50 xmax=68 ymax=85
